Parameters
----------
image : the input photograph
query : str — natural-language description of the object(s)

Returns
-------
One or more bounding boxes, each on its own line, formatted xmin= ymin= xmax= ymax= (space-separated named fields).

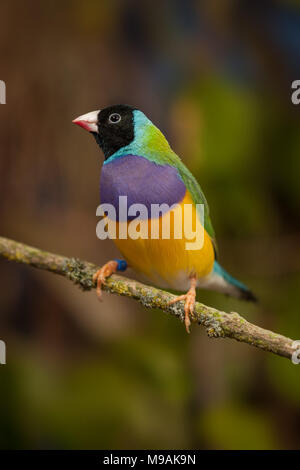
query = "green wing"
xmin=172 ymin=154 xmax=218 ymax=257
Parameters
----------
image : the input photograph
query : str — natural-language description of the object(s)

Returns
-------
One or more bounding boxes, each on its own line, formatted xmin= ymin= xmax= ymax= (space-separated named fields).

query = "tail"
xmin=211 ymin=261 xmax=257 ymax=302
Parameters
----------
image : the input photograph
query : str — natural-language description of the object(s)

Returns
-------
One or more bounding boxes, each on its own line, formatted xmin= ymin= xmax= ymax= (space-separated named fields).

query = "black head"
xmin=73 ymin=104 xmax=136 ymax=159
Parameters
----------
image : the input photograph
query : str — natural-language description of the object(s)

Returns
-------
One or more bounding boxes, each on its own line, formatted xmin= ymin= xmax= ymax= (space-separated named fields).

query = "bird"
xmin=73 ymin=104 xmax=256 ymax=332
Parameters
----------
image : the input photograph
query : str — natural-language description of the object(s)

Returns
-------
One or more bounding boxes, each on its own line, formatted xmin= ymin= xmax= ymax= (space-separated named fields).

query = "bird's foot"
xmin=168 ymin=277 xmax=197 ymax=333
xmin=93 ymin=260 xmax=118 ymax=300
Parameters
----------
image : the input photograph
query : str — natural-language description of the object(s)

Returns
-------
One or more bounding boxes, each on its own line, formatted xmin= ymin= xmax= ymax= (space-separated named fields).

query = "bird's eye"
xmin=108 ymin=113 xmax=121 ymax=124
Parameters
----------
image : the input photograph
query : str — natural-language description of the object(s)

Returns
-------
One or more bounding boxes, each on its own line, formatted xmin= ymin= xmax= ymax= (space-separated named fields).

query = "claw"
xmin=168 ymin=276 xmax=197 ymax=333
xmin=93 ymin=260 xmax=118 ymax=300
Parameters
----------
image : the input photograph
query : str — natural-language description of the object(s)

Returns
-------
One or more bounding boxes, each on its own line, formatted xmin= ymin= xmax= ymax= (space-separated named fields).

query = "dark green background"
xmin=0 ymin=0 xmax=299 ymax=449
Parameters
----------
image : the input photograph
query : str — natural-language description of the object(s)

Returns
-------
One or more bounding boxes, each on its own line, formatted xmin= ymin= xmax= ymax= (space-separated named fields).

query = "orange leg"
xmin=93 ymin=260 xmax=119 ymax=300
xmin=168 ymin=276 xmax=197 ymax=333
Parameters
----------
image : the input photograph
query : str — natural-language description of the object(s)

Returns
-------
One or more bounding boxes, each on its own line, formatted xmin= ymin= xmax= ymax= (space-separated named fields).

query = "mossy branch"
xmin=0 ymin=235 xmax=297 ymax=361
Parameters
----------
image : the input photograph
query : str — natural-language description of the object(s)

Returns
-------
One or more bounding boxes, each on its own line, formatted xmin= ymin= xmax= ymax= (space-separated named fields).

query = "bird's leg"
xmin=168 ymin=275 xmax=197 ymax=333
xmin=93 ymin=259 xmax=127 ymax=300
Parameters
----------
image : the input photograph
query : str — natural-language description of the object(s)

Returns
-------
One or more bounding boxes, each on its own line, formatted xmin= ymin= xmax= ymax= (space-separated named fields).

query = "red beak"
xmin=72 ymin=110 xmax=100 ymax=132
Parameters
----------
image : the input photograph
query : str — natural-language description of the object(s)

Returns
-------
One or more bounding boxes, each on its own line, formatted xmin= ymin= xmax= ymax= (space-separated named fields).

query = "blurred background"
xmin=0 ymin=0 xmax=300 ymax=450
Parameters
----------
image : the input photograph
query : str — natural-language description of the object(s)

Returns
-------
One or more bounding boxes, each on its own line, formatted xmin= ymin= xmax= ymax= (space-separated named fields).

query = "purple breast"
xmin=100 ymin=154 xmax=186 ymax=221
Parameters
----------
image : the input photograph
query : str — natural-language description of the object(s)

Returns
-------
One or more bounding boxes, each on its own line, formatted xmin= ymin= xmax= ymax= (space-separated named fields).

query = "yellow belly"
xmin=110 ymin=192 xmax=215 ymax=290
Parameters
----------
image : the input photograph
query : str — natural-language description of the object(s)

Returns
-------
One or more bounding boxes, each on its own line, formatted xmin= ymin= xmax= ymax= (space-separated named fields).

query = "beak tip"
xmin=72 ymin=110 xmax=100 ymax=132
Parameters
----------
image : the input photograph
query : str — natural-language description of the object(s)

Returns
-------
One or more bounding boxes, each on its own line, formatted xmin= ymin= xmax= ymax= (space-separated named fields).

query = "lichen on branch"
xmin=0 ymin=235 xmax=296 ymax=360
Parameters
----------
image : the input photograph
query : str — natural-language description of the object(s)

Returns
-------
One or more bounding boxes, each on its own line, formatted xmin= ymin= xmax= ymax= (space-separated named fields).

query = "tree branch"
xmin=0 ymin=235 xmax=297 ymax=360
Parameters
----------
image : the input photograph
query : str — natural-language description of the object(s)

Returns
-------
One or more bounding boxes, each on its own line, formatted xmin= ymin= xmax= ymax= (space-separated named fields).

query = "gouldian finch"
xmin=73 ymin=105 xmax=256 ymax=332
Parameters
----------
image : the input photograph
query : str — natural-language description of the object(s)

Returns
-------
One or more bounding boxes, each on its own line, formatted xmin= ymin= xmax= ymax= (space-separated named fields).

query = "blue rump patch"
xmin=114 ymin=259 xmax=127 ymax=271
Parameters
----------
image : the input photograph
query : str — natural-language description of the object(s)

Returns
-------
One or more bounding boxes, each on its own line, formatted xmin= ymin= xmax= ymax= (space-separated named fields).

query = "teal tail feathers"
xmin=213 ymin=261 xmax=257 ymax=302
